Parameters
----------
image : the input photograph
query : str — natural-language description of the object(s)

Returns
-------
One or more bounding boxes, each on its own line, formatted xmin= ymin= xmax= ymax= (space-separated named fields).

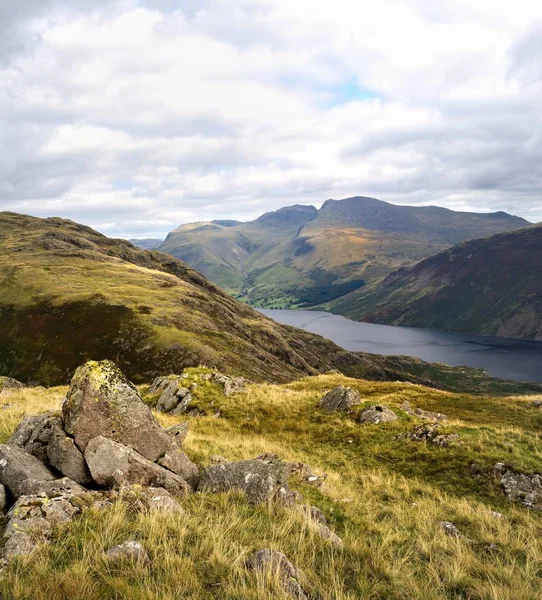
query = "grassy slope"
xmin=327 ymin=225 xmax=542 ymax=341
xmin=157 ymin=197 xmax=529 ymax=308
xmin=1 ymin=371 xmax=542 ymax=599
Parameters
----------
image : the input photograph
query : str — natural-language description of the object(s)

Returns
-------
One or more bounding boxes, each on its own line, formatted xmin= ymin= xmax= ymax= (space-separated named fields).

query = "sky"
xmin=1 ymin=0 xmax=542 ymax=238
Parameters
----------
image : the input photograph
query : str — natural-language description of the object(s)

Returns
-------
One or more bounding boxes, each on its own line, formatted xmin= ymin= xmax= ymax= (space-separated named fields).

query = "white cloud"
xmin=0 ymin=0 xmax=541 ymax=237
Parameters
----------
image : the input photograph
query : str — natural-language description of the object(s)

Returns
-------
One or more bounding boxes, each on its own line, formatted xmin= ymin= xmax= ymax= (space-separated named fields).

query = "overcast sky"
xmin=1 ymin=0 xmax=542 ymax=238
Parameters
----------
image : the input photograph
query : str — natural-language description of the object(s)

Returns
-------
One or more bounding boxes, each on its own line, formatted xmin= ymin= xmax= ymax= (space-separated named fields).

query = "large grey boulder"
xmin=47 ymin=425 xmax=93 ymax=486
xmin=198 ymin=457 xmax=290 ymax=505
xmin=318 ymin=386 xmax=360 ymax=413
xmin=84 ymin=436 xmax=191 ymax=496
xmin=0 ymin=444 xmax=56 ymax=499
xmin=358 ymin=405 xmax=398 ymax=424
xmin=158 ymin=446 xmax=199 ymax=489
xmin=62 ymin=360 xmax=170 ymax=461
xmin=246 ymin=548 xmax=308 ymax=599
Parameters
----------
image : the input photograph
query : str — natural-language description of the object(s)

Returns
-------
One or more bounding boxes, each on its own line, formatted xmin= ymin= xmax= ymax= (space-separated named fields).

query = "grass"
xmin=1 ymin=370 xmax=542 ymax=599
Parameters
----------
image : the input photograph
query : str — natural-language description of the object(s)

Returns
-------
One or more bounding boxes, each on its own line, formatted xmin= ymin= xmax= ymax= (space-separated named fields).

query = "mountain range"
xmin=327 ymin=223 xmax=542 ymax=340
xmin=154 ymin=197 xmax=529 ymax=308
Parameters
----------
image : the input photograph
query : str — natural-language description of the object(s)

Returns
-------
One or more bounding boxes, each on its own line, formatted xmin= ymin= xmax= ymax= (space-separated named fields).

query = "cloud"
xmin=0 ymin=0 xmax=541 ymax=237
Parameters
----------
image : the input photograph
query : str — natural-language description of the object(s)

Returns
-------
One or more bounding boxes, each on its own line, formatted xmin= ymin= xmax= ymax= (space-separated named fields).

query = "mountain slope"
xmin=158 ymin=197 xmax=530 ymax=308
xmin=327 ymin=224 xmax=542 ymax=340
xmin=129 ymin=238 xmax=163 ymax=250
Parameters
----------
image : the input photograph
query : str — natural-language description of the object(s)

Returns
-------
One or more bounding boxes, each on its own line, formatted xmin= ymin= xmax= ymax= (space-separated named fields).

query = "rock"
xmin=198 ymin=458 xmax=290 ymax=505
xmin=318 ymin=386 xmax=360 ymax=413
xmin=0 ymin=377 xmax=25 ymax=395
xmin=165 ymin=423 xmax=189 ymax=448
xmin=155 ymin=380 xmax=192 ymax=414
xmin=19 ymin=477 xmax=85 ymax=498
xmin=301 ymin=505 xmax=327 ymax=525
xmin=526 ymin=399 xmax=542 ymax=409
xmin=118 ymin=485 xmax=185 ymax=514
xmin=439 ymin=521 xmax=463 ymax=537
xmin=47 ymin=425 xmax=93 ymax=486
xmin=246 ymin=549 xmax=308 ymax=600
xmin=84 ymin=436 xmax=191 ymax=496
xmin=396 ymin=423 xmax=460 ymax=447
xmin=7 ymin=413 xmax=52 ymax=448
xmin=400 ymin=401 xmax=447 ymax=421
xmin=0 ymin=444 xmax=57 ymax=499
xmin=62 ymin=360 xmax=170 ymax=461
xmin=495 ymin=463 xmax=542 ymax=509
xmin=316 ymin=523 xmax=343 ymax=547
xmin=211 ymin=372 xmax=246 ymax=396
xmin=358 ymin=405 xmax=398 ymax=424
xmin=0 ymin=484 xmax=6 ymax=512
xmin=158 ymin=446 xmax=200 ymax=489
xmin=106 ymin=541 xmax=150 ymax=567
xmin=210 ymin=455 xmax=230 ymax=465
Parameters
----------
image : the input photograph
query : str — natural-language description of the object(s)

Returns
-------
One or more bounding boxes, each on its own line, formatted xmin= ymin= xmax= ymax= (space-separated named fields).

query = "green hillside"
xmin=158 ymin=197 xmax=529 ymax=308
xmin=327 ymin=225 xmax=542 ymax=340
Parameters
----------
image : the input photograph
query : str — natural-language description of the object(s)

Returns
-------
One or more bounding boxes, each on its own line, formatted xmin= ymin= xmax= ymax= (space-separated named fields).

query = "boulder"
xmin=117 ymin=485 xmax=185 ymax=514
xmin=157 ymin=447 xmax=199 ymax=489
xmin=47 ymin=425 xmax=93 ymax=486
xmin=318 ymin=386 xmax=360 ymax=413
xmin=396 ymin=423 xmax=460 ymax=447
xmin=198 ymin=457 xmax=290 ymax=505
xmin=358 ymin=405 xmax=398 ymax=424
xmin=62 ymin=360 xmax=170 ymax=461
xmin=0 ymin=484 xmax=6 ymax=512
xmin=106 ymin=541 xmax=150 ymax=567
xmin=494 ymin=463 xmax=542 ymax=509
xmin=246 ymin=549 xmax=308 ymax=599
xmin=165 ymin=423 xmax=189 ymax=448
xmin=0 ymin=377 xmax=25 ymax=395
xmin=0 ymin=444 xmax=56 ymax=499
xmin=526 ymin=399 xmax=542 ymax=409
xmin=400 ymin=401 xmax=447 ymax=421
xmin=7 ymin=413 xmax=52 ymax=448
xmin=84 ymin=436 xmax=191 ymax=496
xmin=18 ymin=476 xmax=85 ymax=498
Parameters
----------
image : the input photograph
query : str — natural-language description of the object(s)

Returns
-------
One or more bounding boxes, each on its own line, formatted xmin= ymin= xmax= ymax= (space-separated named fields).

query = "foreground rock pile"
xmin=0 ymin=360 xmax=339 ymax=566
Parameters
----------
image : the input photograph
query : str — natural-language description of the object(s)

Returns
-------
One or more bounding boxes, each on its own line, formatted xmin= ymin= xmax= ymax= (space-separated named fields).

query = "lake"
xmin=259 ymin=309 xmax=542 ymax=383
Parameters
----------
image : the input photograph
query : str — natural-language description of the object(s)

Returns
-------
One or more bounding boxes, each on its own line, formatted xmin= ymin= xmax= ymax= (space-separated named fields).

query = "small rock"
xmin=440 ymin=521 xmax=462 ymax=537
xmin=210 ymin=455 xmax=230 ymax=465
xmin=106 ymin=541 xmax=150 ymax=567
xmin=496 ymin=463 xmax=542 ymax=510
xmin=526 ymin=399 xmax=542 ymax=409
xmin=358 ymin=405 xmax=398 ymax=425
xmin=158 ymin=446 xmax=200 ymax=489
xmin=246 ymin=548 xmax=308 ymax=600
xmin=165 ymin=423 xmax=189 ymax=448
xmin=318 ymin=386 xmax=360 ymax=413
xmin=0 ymin=377 xmax=25 ymax=395
xmin=0 ymin=484 xmax=6 ymax=512
xmin=316 ymin=523 xmax=343 ymax=547
xmin=400 ymin=401 xmax=447 ymax=421
xmin=489 ymin=510 xmax=503 ymax=518
xmin=303 ymin=505 xmax=327 ymax=525
xmin=396 ymin=423 xmax=460 ymax=447
xmin=211 ymin=372 xmax=246 ymax=396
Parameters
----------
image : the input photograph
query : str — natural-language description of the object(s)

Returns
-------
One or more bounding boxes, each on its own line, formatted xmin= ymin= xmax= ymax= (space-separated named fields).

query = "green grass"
xmin=1 ymin=371 xmax=542 ymax=599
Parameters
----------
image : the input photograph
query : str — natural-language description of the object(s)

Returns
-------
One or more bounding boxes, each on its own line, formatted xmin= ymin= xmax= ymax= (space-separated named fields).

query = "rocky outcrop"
xmin=401 ymin=401 xmax=447 ymax=421
xmin=62 ymin=360 xmax=170 ymax=461
xmin=396 ymin=423 xmax=460 ymax=447
xmin=494 ymin=463 xmax=542 ymax=509
xmin=318 ymin=386 xmax=360 ymax=412
xmin=358 ymin=405 xmax=398 ymax=424
xmin=0 ymin=377 xmax=25 ymax=394
xmin=84 ymin=436 xmax=191 ymax=496
xmin=246 ymin=548 xmax=308 ymax=600
xmin=150 ymin=376 xmax=193 ymax=415
xmin=198 ymin=457 xmax=291 ymax=505
xmin=211 ymin=372 xmax=246 ymax=396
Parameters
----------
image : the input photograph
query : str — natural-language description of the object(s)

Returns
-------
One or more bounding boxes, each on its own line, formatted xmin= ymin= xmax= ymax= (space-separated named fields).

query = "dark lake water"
xmin=259 ymin=309 xmax=542 ymax=383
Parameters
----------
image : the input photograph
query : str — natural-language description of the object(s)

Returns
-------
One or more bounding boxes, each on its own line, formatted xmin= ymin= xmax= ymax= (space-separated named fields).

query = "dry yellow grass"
xmin=1 ymin=372 xmax=541 ymax=599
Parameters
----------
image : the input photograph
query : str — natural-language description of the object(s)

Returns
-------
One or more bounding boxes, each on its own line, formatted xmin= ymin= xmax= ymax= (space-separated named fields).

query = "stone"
xmin=0 ymin=377 xmax=25 ymax=395
xmin=47 ymin=425 xmax=93 ymax=486
xmin=211 ymin=372 xmax=246 ymax=396
xmin=84 ymin=436 xmax=191 ymax=496
xmin=526 ymin=399 xmax=542 ymax=409
xmin=165 ymin=423 xmax=189 ymax=448
xmin=400 ymin=401 xmax=447 ymax=421
xmin=495 ymin=464 xmax=542 ymax=509
xmin=316 ymin=523 xmax=343 ymax=547
xmin=106 ymin=541 xmax=150 ymax=567
xmin=158 ymin=446 xmax=199 ymax=489
xmin=198 ymin=458 xmax=290 ymax=505
xmin=0 ymin=484 xmax=6 ymax=512
xmin=62 ymin=360 xmax=170 ymax=461
xmin=7 ymin=413 xmax=52 ymax=448
xmin=118 ymin=485 xmax=185 ymax=514
xmin=318 ymin=386 xmax=360 ymax=413
xmin=0 ymin=444 xmax=56 ymax=499
xmin=169 ymin=395 xmax=193 ymax=416
xmin=396 ymin=423 xmax=460 ymax=447
xmin=18 ymin=477 xmax=85 ymax=498
xmin=439 ymin=521 xmax=463 ymax=537
xmin=301 ymin=505 xmax=327 ymax=525
xmin=246 ymin=549 xmax=308 ymax=600
xmin=358 ymin=405 xmax=398 ymax=425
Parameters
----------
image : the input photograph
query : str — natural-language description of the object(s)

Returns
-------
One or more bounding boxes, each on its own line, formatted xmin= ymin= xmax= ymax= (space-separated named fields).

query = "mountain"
xmin=327 ymin=224 xmax=542 ymax=340
xmin=2 ymin=210 xmax=467 ymax=388
xmin=129 ymin=238 xmax=163 ymax=250
xmin=158 ymin=197 xmax=530 ymax=308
